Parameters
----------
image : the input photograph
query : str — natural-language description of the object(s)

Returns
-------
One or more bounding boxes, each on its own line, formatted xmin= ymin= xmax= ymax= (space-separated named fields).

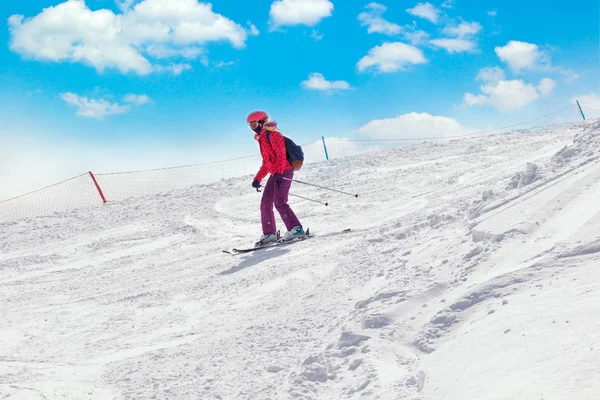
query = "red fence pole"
xmin=89 ymin=171 xmax=107 ymax=204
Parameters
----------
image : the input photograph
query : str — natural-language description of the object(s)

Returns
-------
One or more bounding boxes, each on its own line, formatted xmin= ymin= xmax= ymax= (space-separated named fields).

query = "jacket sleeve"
xmin=253 ymin=135 xmax=269 ymax=182
xmin=254 ymin=160 xmax=269 ymax=182
xmin=270 ymin=132 xmax=290 ymax=174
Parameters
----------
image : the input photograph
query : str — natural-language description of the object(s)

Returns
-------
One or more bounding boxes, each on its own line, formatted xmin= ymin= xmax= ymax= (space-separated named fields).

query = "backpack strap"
xmin=265 ymin=130 xmax=271 ymax=145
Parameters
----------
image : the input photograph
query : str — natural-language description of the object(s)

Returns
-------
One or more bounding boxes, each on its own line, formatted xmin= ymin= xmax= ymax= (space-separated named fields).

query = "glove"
xmin=252 ymin=180 xmax=261 ymax=189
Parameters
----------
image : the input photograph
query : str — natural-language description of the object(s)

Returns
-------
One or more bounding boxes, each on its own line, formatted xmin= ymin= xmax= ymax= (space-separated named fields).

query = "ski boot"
xmin=255 ymin=231 xmax=279 ymax=247
xmin=281 ymin=226 xmax=306 ymax=242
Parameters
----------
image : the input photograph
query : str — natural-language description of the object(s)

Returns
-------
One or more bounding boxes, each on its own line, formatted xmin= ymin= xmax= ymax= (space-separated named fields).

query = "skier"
xmin=247 ymin=111 xmax=305 ymax=245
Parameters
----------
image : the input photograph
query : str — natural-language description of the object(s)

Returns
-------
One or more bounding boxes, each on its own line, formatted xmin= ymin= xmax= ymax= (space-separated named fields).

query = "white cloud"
xmin=116 ymin=0 xmax=136 ymax=12
xmin=571 ymin=94 xmax=600 ymax=110
xmin=442 ymin=0 xmax=456 ymax=8
xmin=60 ymin=92 xmax=130 ymax=119
xmin=431 ymin=20 xmax=481 ymax=53
xmin=311 ymin=30 xmax=324 ymax=41
xmin=406 ymin=3 xmax=440 ymax=24
xmin=215 ymin=60 xmax=236 ymax=68
xmin=538 ymin=78 xmax=556 ymax=96
xmin=402 ymin=23 xmax=430 ymax=45
xmin=358 ymin=5 xmax=430 ymax=44
xmin=124 ymin=94 xmax=152 ymax=105
xmin=125 ymin=0 xmax=248 ymax=47
xmin=443 ymin=21 xmax=481 ymax=38
xmin=357 ymin=112 xmax=469 ymax=139
xmin=269 ymin=0 xmax=333 ymax=27
xmin=170 ymin=63 xmax=193 ymax=75
xmin=558 ymin=69 xmax=580 ymax=82
xmin=495 ymin=41 xmax=549 ymax=72
xmin=464 ymin=75 xmax=556 ymax=111
xmin=476 ymin=67 xmax=505 ymax=83
xmin=247 ymin=22 xmax=260 ymax=36
xmin=357 ymin=42 xmax=427 ymax=73
xmin=301 ymin=73 xmax=350 ymax=91
xmin=487 ymin=10 xmax=497 ymax=17
xmin=60 ymin=91 xmax=152 ymax=119
xmin=358 ymin=3 xmax=402 ymax=36
xmin=430 ymin=38 xmax=475 ymax=53
xmin=155 ymin=63 xmax=193 ymax=75
xmin=8 ymin=0 xmax=250 ymax=75
xmin=145 ymin=45 xmax=203 ymax=60
xmin=495 ymin=41 xmax=577 ymax=81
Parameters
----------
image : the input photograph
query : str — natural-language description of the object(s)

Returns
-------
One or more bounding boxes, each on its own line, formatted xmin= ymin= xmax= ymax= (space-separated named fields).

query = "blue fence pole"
xmin=576 ymin=100 xmax=586 ymax=120
xmin=322 ymin=136 xmax=330 ymax=160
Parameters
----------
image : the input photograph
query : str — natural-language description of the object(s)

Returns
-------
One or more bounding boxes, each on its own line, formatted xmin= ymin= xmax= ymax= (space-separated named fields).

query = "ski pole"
xmin=256 ymin=186 xmax=328 ymax=206
xmin=289 ymin=193 xmax=328 ymax=206
xmin=283 ymin=177 xmax=359 ymax=198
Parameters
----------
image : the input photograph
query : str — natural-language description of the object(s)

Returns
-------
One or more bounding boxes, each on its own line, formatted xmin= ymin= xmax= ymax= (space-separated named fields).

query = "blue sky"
xmin=1 ymin=0 xmax=599 ymax=200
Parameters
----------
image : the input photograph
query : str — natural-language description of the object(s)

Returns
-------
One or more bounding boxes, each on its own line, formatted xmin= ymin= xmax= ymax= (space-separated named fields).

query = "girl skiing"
xmin=247 ymin=111 xmax=305 ymax=245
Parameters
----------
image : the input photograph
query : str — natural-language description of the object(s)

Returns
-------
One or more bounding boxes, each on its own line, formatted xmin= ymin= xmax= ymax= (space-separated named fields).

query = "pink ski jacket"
xmin=254 ymin=122 xmax=292 ymax=182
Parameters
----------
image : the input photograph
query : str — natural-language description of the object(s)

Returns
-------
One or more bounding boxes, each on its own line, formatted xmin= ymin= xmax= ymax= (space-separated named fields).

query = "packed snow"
xmin=2 ymin=120 xmax=600 ymax=400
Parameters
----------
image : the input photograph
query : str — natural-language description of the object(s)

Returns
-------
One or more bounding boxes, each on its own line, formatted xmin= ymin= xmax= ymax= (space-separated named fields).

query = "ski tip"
xmin=224 ymin=249 xmax=244 ymax=255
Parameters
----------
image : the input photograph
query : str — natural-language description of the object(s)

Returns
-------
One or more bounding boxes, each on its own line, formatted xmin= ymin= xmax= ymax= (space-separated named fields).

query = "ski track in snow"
xmin=1 ymin=120 xmax=600 ymax=399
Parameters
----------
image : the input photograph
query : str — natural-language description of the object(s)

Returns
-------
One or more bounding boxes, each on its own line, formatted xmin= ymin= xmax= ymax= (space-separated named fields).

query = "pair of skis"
xmin=223 ymin=228 xmax=351 ymax=255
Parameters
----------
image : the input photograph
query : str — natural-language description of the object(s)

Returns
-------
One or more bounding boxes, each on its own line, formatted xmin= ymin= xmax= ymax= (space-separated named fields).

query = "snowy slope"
xmin=1 ymin=120 xmax=600 ymax=400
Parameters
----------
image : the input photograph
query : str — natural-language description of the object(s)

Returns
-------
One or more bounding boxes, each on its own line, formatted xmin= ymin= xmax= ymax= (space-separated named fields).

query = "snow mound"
xmin=507 ymin=162 xmax=540 ymax=189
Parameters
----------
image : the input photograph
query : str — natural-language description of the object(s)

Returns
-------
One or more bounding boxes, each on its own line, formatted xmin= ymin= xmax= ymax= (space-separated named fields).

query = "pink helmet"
xmin=246 ymin=111 xmax=269 ymax=124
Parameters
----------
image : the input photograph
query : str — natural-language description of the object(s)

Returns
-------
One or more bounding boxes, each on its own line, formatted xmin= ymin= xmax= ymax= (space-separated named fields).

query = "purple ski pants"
xmin=261 ymin=169 xmax=302 ymax=235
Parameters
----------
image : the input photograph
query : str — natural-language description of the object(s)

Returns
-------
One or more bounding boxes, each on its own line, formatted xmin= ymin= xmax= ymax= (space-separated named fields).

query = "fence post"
xmin=89 ymin=171 xmax=107 ymax=204
xmin=576 ymin=100 xmax=586 ymax=120
xmin=322 ymin=136 xmax=330 ymax=161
